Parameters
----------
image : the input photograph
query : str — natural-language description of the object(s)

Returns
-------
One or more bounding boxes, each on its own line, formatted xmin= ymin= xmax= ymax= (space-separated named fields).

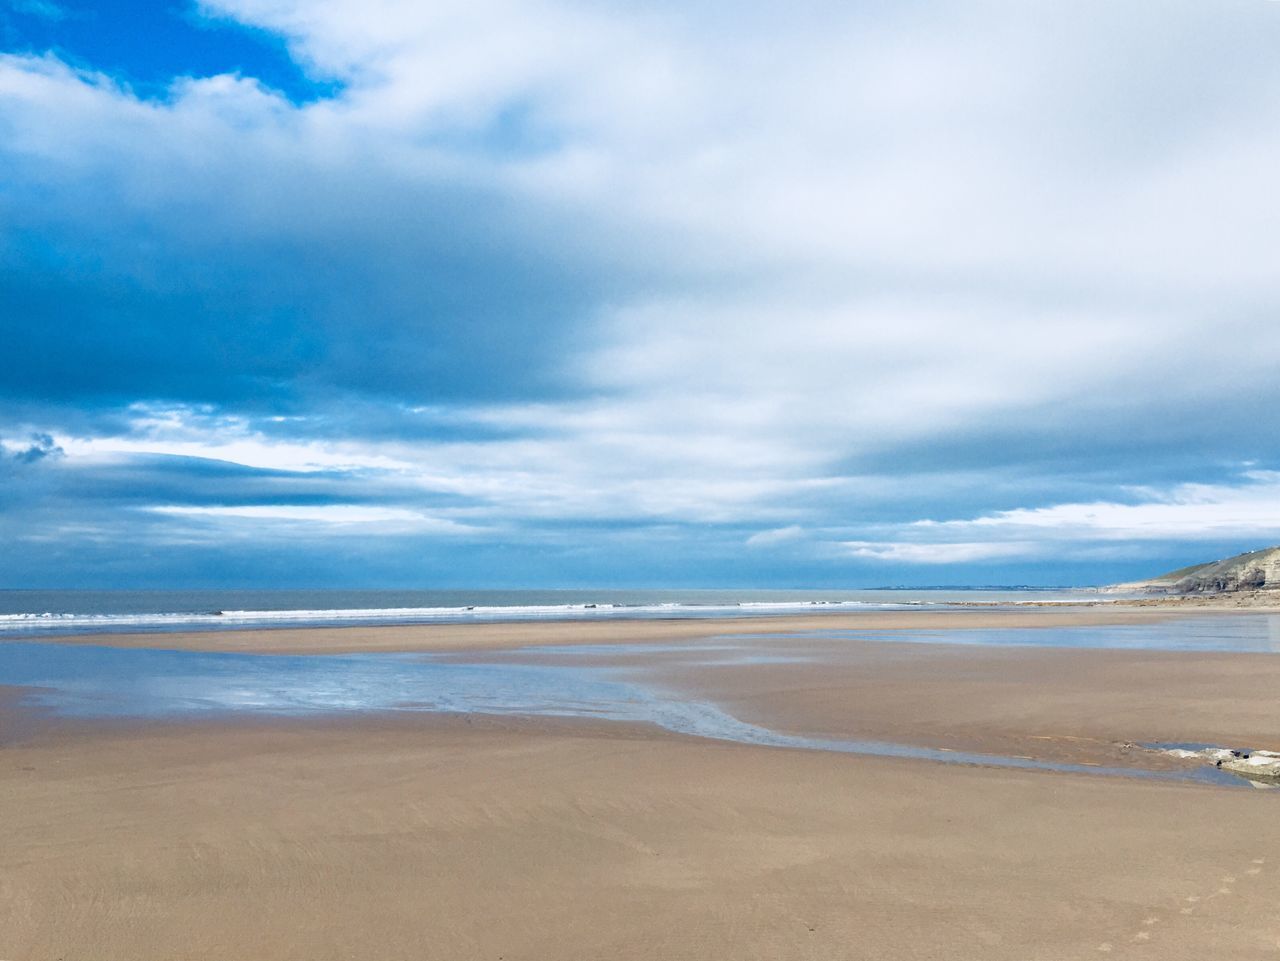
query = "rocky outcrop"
xmin=1158 ymin=746 xmax=1280 ymax=785
xmin=1221 ymin=752 xmax=1280 ymax=783
xmin=1115 ymin=546 xmax=1280 ymax=595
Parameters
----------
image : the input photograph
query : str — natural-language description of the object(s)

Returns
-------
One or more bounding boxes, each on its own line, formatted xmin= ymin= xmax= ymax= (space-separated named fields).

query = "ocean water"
xmin=0 ymin=587 xmax=1100 ymax=637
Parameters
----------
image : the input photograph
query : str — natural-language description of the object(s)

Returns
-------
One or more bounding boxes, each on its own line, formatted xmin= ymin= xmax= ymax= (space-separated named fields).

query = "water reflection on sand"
xmin=1 ymin=625 xmax=1267 ymax=788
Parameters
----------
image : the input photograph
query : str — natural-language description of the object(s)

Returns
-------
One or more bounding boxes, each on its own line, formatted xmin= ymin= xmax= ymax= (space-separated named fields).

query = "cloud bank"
xmin=2 ymin=0 xmax=1279 ymax=586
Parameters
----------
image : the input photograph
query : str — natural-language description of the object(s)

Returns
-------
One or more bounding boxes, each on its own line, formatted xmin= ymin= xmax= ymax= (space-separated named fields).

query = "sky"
xmin=2 ymin=0 xmax=1280 ymax=589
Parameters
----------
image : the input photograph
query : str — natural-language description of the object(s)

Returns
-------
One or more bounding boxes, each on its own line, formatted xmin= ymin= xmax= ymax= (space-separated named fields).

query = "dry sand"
xmin=4 ymin=715 xmax=1280 ymax=961
xmin=4 ymin=606 xmax=1280 ymax=960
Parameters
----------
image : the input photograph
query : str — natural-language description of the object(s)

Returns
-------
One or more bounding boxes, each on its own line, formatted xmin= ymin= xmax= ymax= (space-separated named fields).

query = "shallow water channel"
xmin=3 ymin=621 xmax=1271 ymax=788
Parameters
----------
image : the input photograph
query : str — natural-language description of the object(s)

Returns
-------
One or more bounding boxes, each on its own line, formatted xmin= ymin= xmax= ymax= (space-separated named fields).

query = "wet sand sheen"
xmin=0 ymin=632 xmax=1268 ymax=786
xmin=0 ymin=646 xmax=1246 ymax=787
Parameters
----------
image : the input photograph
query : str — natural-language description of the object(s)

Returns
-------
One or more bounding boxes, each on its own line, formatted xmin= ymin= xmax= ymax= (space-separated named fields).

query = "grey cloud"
xmin=2 ymin=431 xmax=63 ymax=463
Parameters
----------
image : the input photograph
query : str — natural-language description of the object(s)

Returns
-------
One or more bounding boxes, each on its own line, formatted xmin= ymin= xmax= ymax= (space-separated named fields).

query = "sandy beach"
xmin=4 ymin=605 xmax=1280 ymax=960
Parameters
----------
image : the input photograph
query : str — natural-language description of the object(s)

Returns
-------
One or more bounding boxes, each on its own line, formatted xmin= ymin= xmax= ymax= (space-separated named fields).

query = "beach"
xmin=3 ymin=604 xmax=1280 ymax=960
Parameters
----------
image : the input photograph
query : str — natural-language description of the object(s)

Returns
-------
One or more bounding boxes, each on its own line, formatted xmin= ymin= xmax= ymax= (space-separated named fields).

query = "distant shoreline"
xmin=11 ymin=600 xmax=1277 ymax=655
xmin=0 ymin=587 xmax=1109 ymax=640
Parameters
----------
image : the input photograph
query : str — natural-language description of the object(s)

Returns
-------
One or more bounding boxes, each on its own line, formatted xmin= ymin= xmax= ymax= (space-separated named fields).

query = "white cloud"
xmin=843 ymin=541 xmax=1038 ymax=565
xmin=148 ymin=504 xmax=474 ymax=532
xmin=59 ymin=432 xmax=412 ymax=475
xmin=843 ymin=473 xmax=1280 ymax=564
xmin=917 ymin=473 xmax=1280 ymax=542
xmin=746 ymin=526 xmax=806 ymax=548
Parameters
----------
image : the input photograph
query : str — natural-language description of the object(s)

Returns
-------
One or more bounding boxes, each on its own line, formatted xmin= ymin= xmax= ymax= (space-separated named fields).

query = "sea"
xmin=0 ymin=587 xmax=1100 ymax=638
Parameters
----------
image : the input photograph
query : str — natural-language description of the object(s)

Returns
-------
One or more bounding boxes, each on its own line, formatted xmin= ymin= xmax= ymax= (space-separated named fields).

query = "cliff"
xmin=1114 ymin=546 xmax=1280 ymax=595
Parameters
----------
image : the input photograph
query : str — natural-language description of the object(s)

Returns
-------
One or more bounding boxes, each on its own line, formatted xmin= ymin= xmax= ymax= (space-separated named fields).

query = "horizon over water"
xmin=0 ymin=587 xmax=1102 ymax=637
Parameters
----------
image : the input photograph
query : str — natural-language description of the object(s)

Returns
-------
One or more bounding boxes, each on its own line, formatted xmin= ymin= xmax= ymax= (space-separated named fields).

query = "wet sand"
xmin=4 ymin=607 xmax=1280 ymax=960
xmin=638 ymin=637 xmax=1280 ymax=767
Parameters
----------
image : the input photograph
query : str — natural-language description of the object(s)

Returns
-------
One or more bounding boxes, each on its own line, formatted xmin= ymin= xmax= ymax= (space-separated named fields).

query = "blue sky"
xmin=2 ymin=0 xmax=1280 ymax=588
xmin=0 ymin=0 xmax=330 ymax=101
